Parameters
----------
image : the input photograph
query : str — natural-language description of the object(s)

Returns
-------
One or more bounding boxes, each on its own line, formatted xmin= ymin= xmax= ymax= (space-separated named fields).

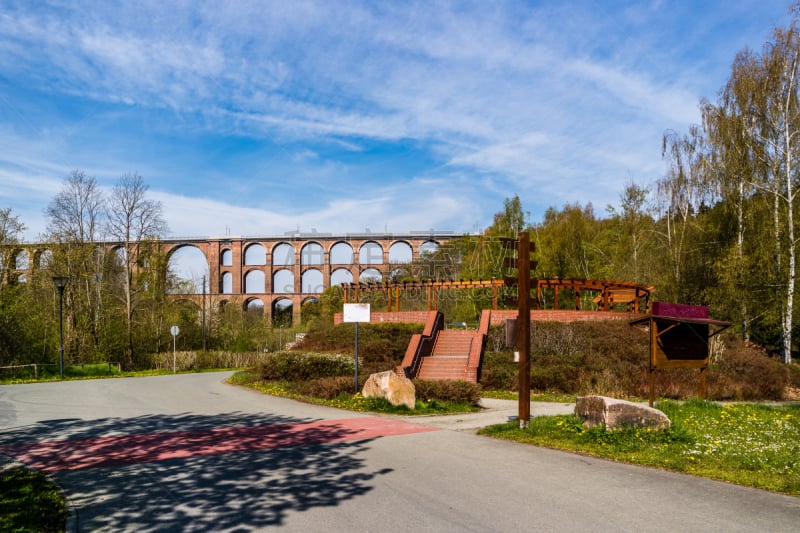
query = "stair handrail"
xmin=398 ymin=311 xmax=444 ymax=378
xmin=465 ymin=310 xmax=491 ymax=381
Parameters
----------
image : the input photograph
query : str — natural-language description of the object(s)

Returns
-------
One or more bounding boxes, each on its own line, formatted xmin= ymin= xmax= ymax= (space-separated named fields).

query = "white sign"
xmin=343 ymin=303 xmax=371 ymax=323
xmin=170 ymin=325 xmax=180 ymax=336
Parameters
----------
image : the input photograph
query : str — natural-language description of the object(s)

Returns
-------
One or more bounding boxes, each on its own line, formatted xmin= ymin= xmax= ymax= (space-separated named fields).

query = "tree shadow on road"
xmin=0 ymin=412 xmax=393 ymax=530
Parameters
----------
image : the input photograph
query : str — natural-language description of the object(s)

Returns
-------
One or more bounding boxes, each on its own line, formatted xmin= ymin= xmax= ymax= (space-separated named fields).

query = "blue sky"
xmin=0 ymin=1 xmax=794 ymax=241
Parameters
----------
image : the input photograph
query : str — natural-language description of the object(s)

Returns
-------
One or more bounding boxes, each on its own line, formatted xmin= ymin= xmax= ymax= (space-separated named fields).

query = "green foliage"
xmin=304 ymin=376 xmax=355 ymax=399
xmin=298 ymin=321 xmax=423 ymax=374
xmin=0 ymin=466 xmax=67 ymax=532
xmin=479 ymin=351 xmax=518 ymax=390
xmin=301 ymin=298 xmax=322 ymax=326
xmin=534 ymin=202 xmax=602 ymax=280
xmin=413 ymin=379 xmax=482 ymax=406
xmin=257 ymin=351 xmax=354 ymax=381
xmin=485 ymin=194 xmax=530 ymax=238
xmin=63 ymin=363 xmax=122 ymax=378
xmin=318 ymin=285 xmax=344 ymax=323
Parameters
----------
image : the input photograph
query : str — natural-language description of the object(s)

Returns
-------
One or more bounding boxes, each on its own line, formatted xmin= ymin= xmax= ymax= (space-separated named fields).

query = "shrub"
xmin=707 ymin=337 xmax=793 ymax=400
xmin=529 ymin=359 xmax=580 ymax=392
xmin=479 ymin=351 xmax=518 ymax=390
xmin=413 ymin=379 xmax=482 ymax=406
xmin=486 ymin=324 xmax=509 ymax=352
xmin=531 ymin=322 xmax=583 ymax=359
xmin=148 ymin=351 xmax=271 ymax=371
xmin=478 ymin=320 xmax=798 ymax=401
xmin=296 ymin=322 xmax=423 ymax=365
xmin=257 ymin=351 xmax=354 ymax=381
xmin=305 ymin=376 xmax=357 ymax=399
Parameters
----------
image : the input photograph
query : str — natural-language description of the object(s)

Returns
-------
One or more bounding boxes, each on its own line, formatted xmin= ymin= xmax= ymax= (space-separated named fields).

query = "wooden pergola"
xmin=341 ymin=278 xmax=655 ymax=313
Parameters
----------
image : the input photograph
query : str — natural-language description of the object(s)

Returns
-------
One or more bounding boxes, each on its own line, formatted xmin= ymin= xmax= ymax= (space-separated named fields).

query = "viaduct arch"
xmin=6 ymin=231 xmax=458 ymax=324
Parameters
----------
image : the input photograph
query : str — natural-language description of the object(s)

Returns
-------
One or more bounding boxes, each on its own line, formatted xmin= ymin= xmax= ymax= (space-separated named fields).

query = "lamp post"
xmin=52 ymin=276 xmax=68 ymax=379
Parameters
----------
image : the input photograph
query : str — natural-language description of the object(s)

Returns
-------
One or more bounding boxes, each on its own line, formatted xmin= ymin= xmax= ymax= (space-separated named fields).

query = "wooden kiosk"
xmin=630 ymin=302 xmax=730 ymax=406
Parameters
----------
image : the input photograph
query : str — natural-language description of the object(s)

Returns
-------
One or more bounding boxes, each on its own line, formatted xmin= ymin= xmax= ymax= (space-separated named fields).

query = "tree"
xmin=657 ymin=128 xmax=712 ymax=302
xmin=0 ymin=208 xmax=28 ymax=364
xmin=701 ymin=17 xmax=800 ymax=363
xmin=0 ymin=208 xmax=26 ymax=285
xmin=534 ymin=202 xmax=600 ymax=281
xmin=701 ymin=51 xmax=767 ymax=342
xmin=485 ymin=195 xmax=529 ymax=238
xmin=105 ymin=173 xmax=168 ymax=367
xmin=44 ymin=170 xmax=106 ymax=362
xmin=45 ymin=170 xmax=103 ymax=243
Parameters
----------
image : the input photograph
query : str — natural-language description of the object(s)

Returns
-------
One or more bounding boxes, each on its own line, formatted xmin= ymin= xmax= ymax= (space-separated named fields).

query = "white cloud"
xmin=151 ymin=176 xmax=478 ymax=239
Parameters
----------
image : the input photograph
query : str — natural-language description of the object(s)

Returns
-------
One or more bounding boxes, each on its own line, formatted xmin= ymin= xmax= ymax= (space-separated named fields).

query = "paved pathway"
xmin=1 ymin=373 xmax=797 ymax=531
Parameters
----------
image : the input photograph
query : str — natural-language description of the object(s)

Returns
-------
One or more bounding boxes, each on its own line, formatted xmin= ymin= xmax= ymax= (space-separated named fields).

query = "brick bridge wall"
xmin=6 ymin=232 xmax=458 ymax=324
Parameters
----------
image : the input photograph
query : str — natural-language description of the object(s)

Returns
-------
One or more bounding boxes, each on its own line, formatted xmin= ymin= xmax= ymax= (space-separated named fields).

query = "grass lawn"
xmin=479 ymin=399 xmax=800 ymax=495
xmin=0 ymin=365 xmax=241 ymax=385
xmin=480 ymin=389 xmax=577 ymax=403
xmin=0 ymin=465 xmax=67 ymax=532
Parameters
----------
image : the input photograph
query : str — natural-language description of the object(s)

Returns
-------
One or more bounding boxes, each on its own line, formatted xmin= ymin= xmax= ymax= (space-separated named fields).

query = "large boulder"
xmin=575 ymin=395 xmax=670 ymax=430
xmin=362 ymin=371 xmax=416 ymax=410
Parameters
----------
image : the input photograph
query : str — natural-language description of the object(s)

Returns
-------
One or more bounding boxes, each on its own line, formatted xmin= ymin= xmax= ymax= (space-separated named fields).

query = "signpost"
xmin=502 ymin=232 xmax=538 ymax=429
xmin=170 ymin=325 xmax=180 ymax=373
xmin=343 ymin=303 xmax=370 ymax=393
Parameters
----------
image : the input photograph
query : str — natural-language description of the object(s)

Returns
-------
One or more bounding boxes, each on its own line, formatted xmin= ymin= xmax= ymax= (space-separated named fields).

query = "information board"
xmin=343 ymin=303 xmax=371 ymax=323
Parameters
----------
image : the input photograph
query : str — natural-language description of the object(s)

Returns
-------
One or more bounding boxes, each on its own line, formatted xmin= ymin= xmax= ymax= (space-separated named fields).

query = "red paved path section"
xmin=0 ymin=417 xmax=437 ymax=473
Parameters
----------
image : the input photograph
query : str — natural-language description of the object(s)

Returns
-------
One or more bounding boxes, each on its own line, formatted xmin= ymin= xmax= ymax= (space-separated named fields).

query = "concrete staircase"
xmin=399 ymin=310 xmax=491 ymax=383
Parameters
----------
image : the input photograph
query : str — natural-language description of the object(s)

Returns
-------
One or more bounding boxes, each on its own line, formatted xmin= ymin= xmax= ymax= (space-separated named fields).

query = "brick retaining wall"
xmin=333 ymin=311 xmax=431 ymax=325
xmin=335 ymin=309 xmax=643 ymax=325
xmin=489 ymin=310 xmax=643 ymax=325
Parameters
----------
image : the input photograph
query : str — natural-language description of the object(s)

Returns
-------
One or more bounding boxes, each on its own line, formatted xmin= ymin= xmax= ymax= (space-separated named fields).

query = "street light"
xmin=52 ymin=276 xmax=68 ymax=379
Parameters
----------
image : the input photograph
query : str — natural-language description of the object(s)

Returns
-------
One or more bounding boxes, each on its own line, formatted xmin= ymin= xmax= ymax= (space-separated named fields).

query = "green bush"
xmin=413 ymin=379 xmax=482 ymax=406
xmin=529 ymin=359 xmax=580 ymax=391
xmin=297 ymin=322 xmax=423 ymax=365
xmin=707 ymin=339 xmax=794 ymax=400
xmin=148 ymin=350 xmax=271 ymax=371
xmin=479 ymin=351 xmax=518 ymax=390
xmin=305 ymin=376 xmax=357 ymax=399
xmin=257 ymin=351 xmax=354 ymax=381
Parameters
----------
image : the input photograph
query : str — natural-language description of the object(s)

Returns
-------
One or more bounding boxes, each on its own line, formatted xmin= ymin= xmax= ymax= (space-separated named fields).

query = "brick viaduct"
xmin=6 ymin=231 xmax=457 ymax=324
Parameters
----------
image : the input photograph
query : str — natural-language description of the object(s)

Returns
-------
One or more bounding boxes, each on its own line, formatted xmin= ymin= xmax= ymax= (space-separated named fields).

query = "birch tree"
xmin=105 ymin=173 xmax=168 ymax=367
xmin=703 ymin=19 xmax=800 ymax=363
xmin=702 ymin=49 xmax=766 ymax=342
xmin=45 ymin=170 xmax=106 ymax=360
xmin=657 ymin=127 xmax=711 ymax=303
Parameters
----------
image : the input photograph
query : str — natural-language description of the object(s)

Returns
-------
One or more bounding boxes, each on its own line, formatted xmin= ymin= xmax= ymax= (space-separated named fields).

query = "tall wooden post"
xmin=517 ymin=231 xmax=531 ymax=429
xmin=649 ymin=319 xmax=656 ymax=407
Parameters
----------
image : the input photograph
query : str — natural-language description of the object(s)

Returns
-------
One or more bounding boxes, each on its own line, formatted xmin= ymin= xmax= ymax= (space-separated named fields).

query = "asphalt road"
xmin=0 ymin=372 xmax=797 ymax=532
